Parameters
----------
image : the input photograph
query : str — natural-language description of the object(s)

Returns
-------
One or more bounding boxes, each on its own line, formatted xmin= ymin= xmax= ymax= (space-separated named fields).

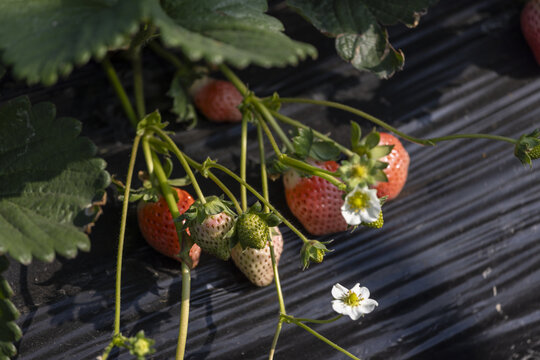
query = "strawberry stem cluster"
xmin=100 ymin=30 xmax=539 ymax=360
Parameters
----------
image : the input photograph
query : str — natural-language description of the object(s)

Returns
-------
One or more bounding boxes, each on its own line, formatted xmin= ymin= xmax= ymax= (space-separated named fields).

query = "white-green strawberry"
xmin=231 ymin=227 xmax=283 ymax=287
xmin=190 ymin=212 xmax=234 ymax=261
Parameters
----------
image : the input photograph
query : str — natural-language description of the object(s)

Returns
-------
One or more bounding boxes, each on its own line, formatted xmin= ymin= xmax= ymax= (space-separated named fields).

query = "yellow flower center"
xmin=352 ymin=165 xmax=367 ymax=179
xmin=347 ymin=191 xmax=370 ymax=211
xmin=343 ymin=291 xmax=363 ymax=306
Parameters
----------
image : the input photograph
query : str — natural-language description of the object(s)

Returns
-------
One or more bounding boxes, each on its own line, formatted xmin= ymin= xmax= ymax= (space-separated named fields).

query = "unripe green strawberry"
xmin=236 ymin=212 xmax=269 ymax=250
xmin=231 ymin=227 xmax=283 ymax=287
xmin=530 ymin=144 xmax=540 ymax=159
xmin=190 ymin=212 xmax=234 ymax=261
xmin=362 ymin=211 xmax=384 ymax=229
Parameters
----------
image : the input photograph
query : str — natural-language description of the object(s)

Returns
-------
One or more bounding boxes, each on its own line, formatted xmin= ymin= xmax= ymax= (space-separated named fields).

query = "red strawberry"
xmin=374 ymin=133 xmax=410 ymax=200
xmin=190 ymin=212 xmax=234 ymax=261
xmin=283 ymin=159 xmax=347 ymax=236
xmin=231 ymin=227 xmax=283 ymax=287
xmin=191 ymin=78 xmax=243 ymax=123
xmin=522 ymin=0 xmax=540 ymax=65
xmin=137 ymin=188 xmax=201 ymax=267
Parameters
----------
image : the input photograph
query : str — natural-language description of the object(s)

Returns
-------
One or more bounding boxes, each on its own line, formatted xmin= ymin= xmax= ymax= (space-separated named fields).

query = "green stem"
xmin=240 ymin=113 xmax=249 ymax=211
xmin=114 ymin=134 xmax=141 ymax=335
xmin=282 ymin=315 xmax=361 ymax=360
xmin=252 ymin=100 xmax=295 ymax=153
xmin=294 ymin=315 xmax=343 ymax=324
xmin=277 ymin=98 xmax=519 ymax=146
xmin=146 ymin=137 xmax=242 ymax=213
xmin=268 ymin=319 xmax=283 ymax=360
xmin=270 ymin=109 xmax=354 ymax=157
xmin=176 ymin=262 xmax=191 ymax=360
xmin=279 ymin=155 xmax=345 ymax=190
xmin=256 ymin=113 xmax=284 ymax=156
xmin=427 ymin=133 xmax=517 ymax=144
xmin=102 ymin=57 xmax=139 ymax=128
xmin=148 ymin=126 xmax=206 ymax=203
xmin=132 ymin=51 xmax=146 ymax=119
xmin=219 ymin=63 xmax=248 ymax=96
xmin=148 ymin=41 xmax=192 ymax=74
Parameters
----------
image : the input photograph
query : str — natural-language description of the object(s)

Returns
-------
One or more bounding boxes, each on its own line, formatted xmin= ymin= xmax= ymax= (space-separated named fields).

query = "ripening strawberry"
xmin=521 ymin=0 xmax=540 ymax=65
xmin=137 ymin=188 xmax=201 ymax=268
xmin=190 ymin=212 xmax=234 ymax=261
xmin=374 ymin=133 xmax=410 ymax=201
xmin=191 ymin=78 xmax=243 ymax=123
xmin=283 ymin=159 xmax=347 ymax=236
xmin=231 ymin=227 xmax=283 ymax=287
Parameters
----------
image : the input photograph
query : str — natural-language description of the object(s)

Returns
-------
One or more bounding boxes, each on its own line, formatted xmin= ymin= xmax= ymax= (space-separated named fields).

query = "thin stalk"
xmin=270 ymin=109 xmax=354 ymax=157
xmin=114 ymin=134 xmax=141 ymax=335
xmin=102 ymin=57 xmax=138 ymax=128
xmin=148 ymin=126 xmax=206 ymax=202
xmin=293 ymin=315 xmax=343 ymax=324
xmin=257 ymin=113 xmax=284 ymax=156
xmin=150 ymin=152 xmax=191 ymax=360
xmin=148 ymin=41 xmax=192 ymax=74
xmin=427 ymin=133 xmax=517 ymax=144
xmin=283 ymin=315 xmax=361 ymax=360
xmin=132 ymin=51 xmax=146 ymax=119
xmin=268 ymin=319 xmax=283 ymax=360
xmin=219 ymin=63 xmax=248 ymax=96
xmin=146 ymin=137 xmax=242 ymax=213
xmin=176 ymin=262 xmax=191 ymax=360
xmin=240 ymin=113 xmax=249 ymax=211
xmin=252 ymin=100 xmax=295 ymax=153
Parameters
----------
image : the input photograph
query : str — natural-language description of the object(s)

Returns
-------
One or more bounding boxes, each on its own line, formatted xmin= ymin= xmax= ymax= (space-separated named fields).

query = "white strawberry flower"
xmin=331 ymin=283 xmax=378 ymax=320
xmin=340 ymin=185 xmax=380 ymax=225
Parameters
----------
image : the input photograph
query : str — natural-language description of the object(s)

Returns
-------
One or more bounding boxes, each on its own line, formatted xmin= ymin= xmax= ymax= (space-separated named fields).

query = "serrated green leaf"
xmin=0 ymin=0 xmax=160 ymax=85
xmin=309 ymin=141 xmax=341 ymax=161
xmin=0 ymin=256 xmax=19 ymax=359
xmin=287 ymin=0 xmax=436 ymax=78
xmin=292 ymin=128 xmax=313 ymax=159
xmin=168 ymin=72 xmax=197 ymax=129
xmin=156 ymin=0 xmax=317 ymax=69
xmin=0 ymin=97 xmax=110 ymax=264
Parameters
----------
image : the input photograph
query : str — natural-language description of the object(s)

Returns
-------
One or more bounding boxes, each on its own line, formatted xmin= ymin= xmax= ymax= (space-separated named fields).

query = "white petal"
xmin=350 ymin=283 xmax=362 ymax=294
xmin=359 ymin=299 xmax=378 ymax=314
xmin=348 ymin=306 xmax=363 ymax=320
xmin=341 ymin=208 xmax=362 ymax=225
xmin=332 ymin=283 xmax=349 ymax=299
xmin=357 ymin=286 xmax=370 ymax=300
xmin=332 ymin=300 xmax=348 ymax=315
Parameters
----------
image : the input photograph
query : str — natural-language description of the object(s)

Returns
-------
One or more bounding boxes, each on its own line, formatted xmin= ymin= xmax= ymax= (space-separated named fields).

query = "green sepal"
xmin=514 ymin=129 xmax=540 ymax=166
xmin=167 ymin=176 xmax=192 ymax=187
xmin=300 ymin=240 xmax=333 ymax=270
xmin=339 ymin=154 xmax=388 ymax=190
xmin=350 ymin=121 xmax=362 ymax=149
xmin=137 ymin=110 xmax=167 ymax=135
xmin=178 ymin=195 xmax=236 ymax=232
xmin=200 ymin=157 xmax=217 ymax=177
xmin=266 ymin=154 xmax=289 ymax=178
xmin=261 ymin=92 xmax=282 ymax=112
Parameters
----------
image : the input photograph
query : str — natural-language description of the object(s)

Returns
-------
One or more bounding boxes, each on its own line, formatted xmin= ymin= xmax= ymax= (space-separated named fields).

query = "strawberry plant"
xmin=0 ymin=1 xmax=539 ymax=359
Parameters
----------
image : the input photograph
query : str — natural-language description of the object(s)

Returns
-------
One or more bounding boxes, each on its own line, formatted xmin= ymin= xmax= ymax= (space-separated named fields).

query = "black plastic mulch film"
xmin=4 ymin=0 xmax=540 ymax=359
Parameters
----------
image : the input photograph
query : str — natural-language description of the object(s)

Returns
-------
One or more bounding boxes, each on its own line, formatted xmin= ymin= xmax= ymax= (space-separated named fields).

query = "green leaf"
xmin=287 ymin=0 xmax=436 ymax=78
xmin=310 ymin=141 xmax=341 ymax=161
xmin=0 ymin=97 xmax=110 ymax=264
xmin=156 ymin=0 xmax=317 ymax=69
xmin=0 ymin=256 xmax=20 ymax=359
xmin=168 ymin=72 xmax=197 ymax=129
xmin=292 ymin=128 xmax=313 ymax=159
xmin=0 ymin=0 xmax=161 ymax=85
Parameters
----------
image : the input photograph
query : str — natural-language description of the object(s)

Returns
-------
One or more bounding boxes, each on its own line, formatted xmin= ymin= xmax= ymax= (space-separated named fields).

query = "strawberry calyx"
xmin=180 ymin=195 xmax=237 ymax=231
xmin=515 ymin=129 xmax=540 ymax=166
xmin=229 ymin=202 xmax=281 ymax=250
xmin=301 ymin=240 xmax=333 ymax=270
